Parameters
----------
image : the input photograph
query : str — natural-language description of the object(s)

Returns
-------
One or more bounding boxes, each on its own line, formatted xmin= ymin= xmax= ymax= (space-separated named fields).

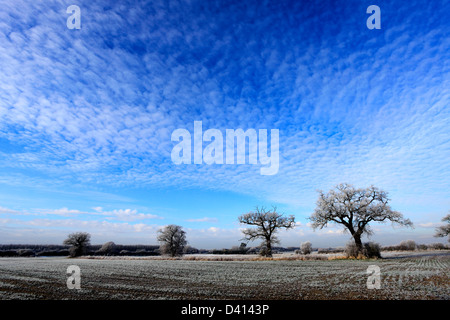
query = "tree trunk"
xmin=353 ymin=233 xmax=363 ymax=255
xmin=266 ymin=239 xmax=272 ymax=257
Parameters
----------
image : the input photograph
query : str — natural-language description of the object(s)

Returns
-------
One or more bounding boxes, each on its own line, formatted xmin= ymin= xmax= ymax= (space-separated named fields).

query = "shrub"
xmin=345 ymin=241 xmax=381 ymax=259
xmin=428 ymin=242 xmax=446 ymax=250
xmin=398 ymin=240 xmax=416 ymax=251
xmin=17 ymin=249 xmax=35 ymax=257
xmin=363 ymin=242 xmax=381 ymax=258
xmin=345 ymin=241 xmax=360 ymax=258
xmin=96 ymin=241 xmax=117 ymax=256
xmin=259 ymin=245 xmax=269 ymax=257
xmin=417 ymin=244 xmax=428 ymax=250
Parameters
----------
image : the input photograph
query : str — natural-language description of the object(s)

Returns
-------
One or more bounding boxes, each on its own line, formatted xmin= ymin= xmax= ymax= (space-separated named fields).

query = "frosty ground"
xmin=0 ymin=251 xmax=448 ymax=300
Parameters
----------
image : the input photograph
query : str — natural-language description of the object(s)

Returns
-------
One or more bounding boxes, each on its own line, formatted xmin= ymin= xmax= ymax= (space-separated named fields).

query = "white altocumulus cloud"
xmin=0 ymin=0 xmax=449 ymax=246
xmin=0 ymin=206 xmax=21 ymax=214
xmin=186 ymin=217 xmax=219 ymax=223
xmin=0 ymin=204 xmax=162 ymax=222
xmin=101 ymin=209 xmax=162 ymax=222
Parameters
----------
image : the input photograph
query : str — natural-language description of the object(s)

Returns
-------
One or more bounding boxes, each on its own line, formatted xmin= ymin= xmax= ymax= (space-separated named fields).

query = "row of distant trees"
xmin=63 ymin=225 xmax=188 ymax=258
xmin=61 ymin=184 xmax=450 ymax=258
xmin=2 ymin=239 xmax=447 ymax=257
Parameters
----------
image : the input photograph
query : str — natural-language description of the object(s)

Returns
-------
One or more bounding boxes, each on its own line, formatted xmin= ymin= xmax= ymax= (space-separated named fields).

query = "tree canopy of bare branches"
xmin=434 ymin=213 xmax=450 ymax=242
xmin=63 ymin=232 xmax=91 ymax=257
xmin=238 ymin=206 xmax=295 ymax=257
xmin=157 ymin=224 xmax=187 ymax=257
xmin=309 ymin=183 xmax=413 ymax=254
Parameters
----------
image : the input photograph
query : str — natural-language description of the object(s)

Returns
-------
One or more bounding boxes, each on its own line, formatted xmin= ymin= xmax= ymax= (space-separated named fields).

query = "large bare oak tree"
xmin=238 ymin=206 xmax=295 ymax=257
xmin=309 ymin=183 xmax=413 ymax=254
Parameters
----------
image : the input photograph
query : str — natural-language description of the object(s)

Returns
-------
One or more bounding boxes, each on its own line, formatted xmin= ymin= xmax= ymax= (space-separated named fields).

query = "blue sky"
xmin=0 ymin=0 xmax=449 ymax=248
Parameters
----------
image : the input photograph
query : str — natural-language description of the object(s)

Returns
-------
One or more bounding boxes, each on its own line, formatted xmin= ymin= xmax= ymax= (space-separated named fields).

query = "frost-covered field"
xmin=0 ymin=252 xmax=448 ymax=300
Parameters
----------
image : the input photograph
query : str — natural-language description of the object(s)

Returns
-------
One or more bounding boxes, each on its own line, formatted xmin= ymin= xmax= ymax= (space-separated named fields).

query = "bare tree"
xmin=309 ymin=183 xmax=413 ymax=255
xmin=97 ymin=241 xmax=117 ymax=255
xmin=434 ymin=213 xmax=450 ymax=242
xmin=63 ymin=232 xmax=91 ymax=257
xmin=300 ymin=241 xmax=312 ymax=255
xmin=157 ymin=225 xmax=187 ymax=257
xmin=398 ymin=239 xmax=416 ymax=251
xmin=238 ymin=206 xmax=295 ymax=257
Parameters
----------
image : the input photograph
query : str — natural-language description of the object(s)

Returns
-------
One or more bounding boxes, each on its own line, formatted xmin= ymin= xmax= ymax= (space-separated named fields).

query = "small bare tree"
xmin=309 ymin=183 xmax=413 ymax=256
xmin=434 ymin=213 xmax=450 ymax=242
xmin=63 ymin=232 xmax=91 ymax=257
xmin=300 ymin=241 xmax=312 ymax=255
xmin=97 ymin=241 xmax=116 ymax=255
xmin=398 ymin=240 xmax=416 ymax=251
xmin=157 ymin=225 xmax=187 ymax=257
xmin=238 ymin=206 xmax=295 ymax=257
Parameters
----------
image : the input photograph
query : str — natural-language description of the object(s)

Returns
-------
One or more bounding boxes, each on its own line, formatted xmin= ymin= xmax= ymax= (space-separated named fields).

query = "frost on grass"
xmin=0 ymin=253 xmax=448 ymax=300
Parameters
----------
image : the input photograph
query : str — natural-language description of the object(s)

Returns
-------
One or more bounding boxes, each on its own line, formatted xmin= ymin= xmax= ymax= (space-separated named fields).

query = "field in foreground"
xmin=0 ymin=251 xmax=448 ymax=300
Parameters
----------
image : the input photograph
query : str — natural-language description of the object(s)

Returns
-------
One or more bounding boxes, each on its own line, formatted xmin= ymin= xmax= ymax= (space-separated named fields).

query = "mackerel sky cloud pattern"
xmin=0 ymin=0 xmax=449 ymax=247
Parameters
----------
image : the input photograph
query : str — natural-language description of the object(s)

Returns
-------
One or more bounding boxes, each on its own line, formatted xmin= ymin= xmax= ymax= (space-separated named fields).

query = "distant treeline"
xmin=316 ymin=241 xmax=449 ymax=254
xmin=0 ymin=241 xmax=447 ymax=257
xmin=0 ymin=243 xmax=299 ymax=257
xmin=210 ymin=246 xmax=300 ymax=255
xmin=0 ymin=244 xmax=160 ymax=257
xmin=381 ymin=241 xmax=448 ymax=251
